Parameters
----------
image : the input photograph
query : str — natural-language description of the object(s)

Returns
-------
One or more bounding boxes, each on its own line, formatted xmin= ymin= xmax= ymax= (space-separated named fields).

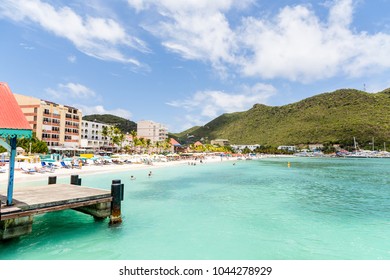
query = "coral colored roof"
xmin=194 ymin=141 xmax=203 ymax=146
xmin=170 ymin=138 xmax=181 ymax=146
xmin=0 ymin=82 xmax=32 ymax=130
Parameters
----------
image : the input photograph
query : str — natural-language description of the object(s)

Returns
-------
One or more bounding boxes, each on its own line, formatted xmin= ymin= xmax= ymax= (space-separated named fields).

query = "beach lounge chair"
xmin=60 ymin=161 xmax=70 ymax=168
xmin=21 ymin=166 xmax=36 ymax=174
xmin=41 ymin=161 xmax=55 ymax=172
xmin=48 ymin=162 xmax=60 ymax=169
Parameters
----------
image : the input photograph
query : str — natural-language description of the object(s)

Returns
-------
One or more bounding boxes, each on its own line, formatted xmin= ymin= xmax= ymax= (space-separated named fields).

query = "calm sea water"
xmin=1 ymin=157 xmax=390 ymax=260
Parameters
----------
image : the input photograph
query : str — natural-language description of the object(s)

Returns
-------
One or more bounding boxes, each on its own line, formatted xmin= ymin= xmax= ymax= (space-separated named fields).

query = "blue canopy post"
xmin=0 ymin=82 xmax=33 ymax=206
xmin=0 ymin=130 xmax=32 ymax=206
xmin=6 ymin=136 xmax=17 ymax=205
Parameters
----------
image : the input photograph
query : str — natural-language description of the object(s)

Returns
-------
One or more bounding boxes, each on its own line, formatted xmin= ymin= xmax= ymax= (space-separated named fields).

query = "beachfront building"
xmin=308 ymin=143 xmax=324 ymax=151
xmin=80 ymin=120 xmax=113 ymax=151
xmin=277 ymin=145 xmax=297 ymax=152
xmin=231 ymin=144 xmax=261 ymax=152
xmin=137 ymin=120 xmax=168 ymax=144
xmin=211 ymin=139 xmax=230 ymax=147
xmin=14 ymin=94 xmax=82 ymax=150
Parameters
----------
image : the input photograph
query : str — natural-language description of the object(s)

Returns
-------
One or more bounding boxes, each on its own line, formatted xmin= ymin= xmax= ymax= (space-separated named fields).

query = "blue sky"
xmin=1 ymin=0 xmax=390 ymax=133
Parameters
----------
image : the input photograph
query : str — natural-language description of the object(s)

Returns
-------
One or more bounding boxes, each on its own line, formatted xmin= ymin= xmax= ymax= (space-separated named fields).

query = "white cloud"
xmin=0 ymin=0 xmax=148 ymax=66
xmin=46 ymin=82 xmax=96 ymax=100
xmin=236 ymin=1 xmax=362 ymax=81
xmin=167 ymin=83 xmax=276 ymax=123
xmin=45 ymin=82 xmax=132 ymax=119
xmin=67 ymin=55 xmax=76 ymax=63
xmin=167 ymin=83 xmax=276 ymax=131
xmin=127 ymin=0 xmax=251 ymax=13
xmin=19 ymin=43 xmax=34 ymax=50
xmin=74 ymin=105 xmax=132 ymax=120
xmin=176 ymin=115 xmax=207 ymax=132
xmin=129 ymin=0 xmax=252 ymax=77
xmin=129 ymin=0 xmax=390 ymax=82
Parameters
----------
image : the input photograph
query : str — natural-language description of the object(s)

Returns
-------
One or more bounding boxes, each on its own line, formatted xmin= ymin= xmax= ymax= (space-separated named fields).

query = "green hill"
xmin=174 ymin=88 xmax=390 ymax=148
xmin=83 ymin=114 xmax=137 ymax=134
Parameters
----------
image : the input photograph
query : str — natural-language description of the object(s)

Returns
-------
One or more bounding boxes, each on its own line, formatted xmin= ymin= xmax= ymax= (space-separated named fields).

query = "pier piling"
xmin=48 ymin=176 xmax=57 ymax=185
xmin=70 ymin=175 xmax=82 ymax=186
xmin=1 ymin=176 xmax=126 ymax=239
xmin=109 ymin=179 xmax=123 ymax=225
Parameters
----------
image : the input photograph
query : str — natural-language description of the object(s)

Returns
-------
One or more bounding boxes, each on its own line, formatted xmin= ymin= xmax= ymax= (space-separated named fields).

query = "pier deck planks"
xmin=0 ymin=184 xmax=112 ymax=220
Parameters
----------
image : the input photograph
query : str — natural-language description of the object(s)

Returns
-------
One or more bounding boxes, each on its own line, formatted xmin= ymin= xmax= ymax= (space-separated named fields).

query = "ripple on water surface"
xmin=1 ymin=158 xmax=390 ymax=260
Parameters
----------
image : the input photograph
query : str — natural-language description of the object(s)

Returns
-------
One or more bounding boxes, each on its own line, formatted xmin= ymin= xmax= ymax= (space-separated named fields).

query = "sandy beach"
xmin=0 ymin=156 xmax=234 ymax=187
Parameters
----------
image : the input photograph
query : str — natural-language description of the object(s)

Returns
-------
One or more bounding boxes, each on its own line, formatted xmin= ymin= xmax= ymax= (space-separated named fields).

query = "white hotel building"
xmin=137 ymin=120 xmax=168 ymax=143
xmin=80 ymin=120 xmax=112 ymax=151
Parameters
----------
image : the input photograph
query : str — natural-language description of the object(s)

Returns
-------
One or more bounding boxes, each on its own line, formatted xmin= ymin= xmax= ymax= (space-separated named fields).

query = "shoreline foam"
xmin=0 ymin=156 xmax=236 ymax=187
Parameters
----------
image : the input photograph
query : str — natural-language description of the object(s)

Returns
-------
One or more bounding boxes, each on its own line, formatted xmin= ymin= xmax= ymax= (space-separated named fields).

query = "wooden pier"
xmin=0 ymin=177 xmax=123 ymax=240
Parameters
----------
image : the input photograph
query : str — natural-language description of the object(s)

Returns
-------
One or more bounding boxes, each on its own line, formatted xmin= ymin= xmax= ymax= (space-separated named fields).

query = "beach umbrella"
xmin=15 ymin=155 xmax=30 ymax=161
xmin=90 ymin=156 xmax=101 ymax=161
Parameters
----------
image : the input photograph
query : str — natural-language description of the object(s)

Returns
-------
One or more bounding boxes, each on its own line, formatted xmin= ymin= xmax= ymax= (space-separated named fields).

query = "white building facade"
xmin=137 ymin=120 xmax=168 ymax=143
xmin=80 ymin=120 xmax=112 ymax=151
xmin=231 ymin=144 xmax=261 ymax=152
xmin=277 ymin=145 xmax=297 ymax=152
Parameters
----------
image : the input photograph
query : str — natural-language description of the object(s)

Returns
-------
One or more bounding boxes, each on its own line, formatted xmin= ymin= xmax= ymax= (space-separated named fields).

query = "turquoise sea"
xmin=1 ymin=157 xmax=390 ymax=260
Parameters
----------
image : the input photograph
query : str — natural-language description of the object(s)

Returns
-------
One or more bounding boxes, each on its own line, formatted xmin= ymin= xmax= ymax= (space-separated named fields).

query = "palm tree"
xmin=101 ymin=126 xmax=109 ymax=140
xmin=146 ymin=139 xmax=151 ymax=154
xmin=163 ymin=138 xmax=172 ymax=153
xmin=129 ymin=130 xmax=138 ymax=154
xmin=155 ymin=141 xmax=161 ymax=154
xmin=113 ymin=127 xmax=125 ymax=152
xmin=102 ymin=125 xmax=125 ymax=152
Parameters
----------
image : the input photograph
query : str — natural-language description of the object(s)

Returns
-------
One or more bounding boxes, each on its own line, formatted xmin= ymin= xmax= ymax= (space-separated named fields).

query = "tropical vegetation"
xmin=83 ymin=114 xmax=136 ymax=134
xmin=174 ymin=88 xmax=390 ymax=150
xmin=0 ymin=133 xmax=48 ymax=154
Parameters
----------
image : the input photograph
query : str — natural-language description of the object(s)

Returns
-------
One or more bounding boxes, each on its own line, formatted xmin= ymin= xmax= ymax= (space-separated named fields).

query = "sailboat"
xmin=344 ymin=137 xmax=371 ymax=158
